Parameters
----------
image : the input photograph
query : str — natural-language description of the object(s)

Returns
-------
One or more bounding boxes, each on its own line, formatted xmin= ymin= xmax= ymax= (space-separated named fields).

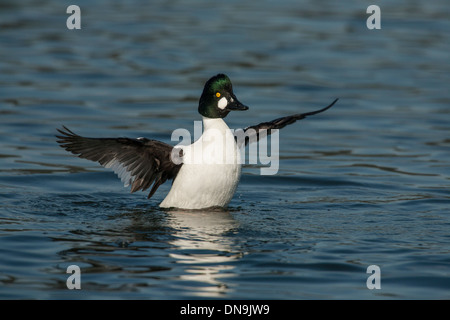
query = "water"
xmin=1 ymin=0 xmax=449 ymax=299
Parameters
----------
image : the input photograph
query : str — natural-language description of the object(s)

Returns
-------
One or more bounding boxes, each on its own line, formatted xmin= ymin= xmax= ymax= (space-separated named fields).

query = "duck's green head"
xmin=198 ymin=74 xmax=249 ymax=118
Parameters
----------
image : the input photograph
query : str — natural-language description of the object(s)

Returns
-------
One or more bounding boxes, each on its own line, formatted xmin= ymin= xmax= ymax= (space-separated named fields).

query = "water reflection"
xmin=166 ymin=208 xmax=242 ymax=297
xmin=49 ymin=204 xmax=243 ymax=298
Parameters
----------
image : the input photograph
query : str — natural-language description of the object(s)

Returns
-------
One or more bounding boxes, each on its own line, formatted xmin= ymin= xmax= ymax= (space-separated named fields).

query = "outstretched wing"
xmin=240 ymin=98 xmax=338 ymax=147
xmin=56 ymin=126 xmax=183 ymax=199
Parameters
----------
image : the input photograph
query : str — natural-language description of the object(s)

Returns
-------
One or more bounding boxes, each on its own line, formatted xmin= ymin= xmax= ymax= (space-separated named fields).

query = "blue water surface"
xmin=0 ymin=0 xmax=449 ymax=299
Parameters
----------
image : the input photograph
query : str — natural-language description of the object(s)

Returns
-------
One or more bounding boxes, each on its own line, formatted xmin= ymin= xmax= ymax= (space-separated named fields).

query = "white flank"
xmin=160 ymin=117 xmax=241 ymax=209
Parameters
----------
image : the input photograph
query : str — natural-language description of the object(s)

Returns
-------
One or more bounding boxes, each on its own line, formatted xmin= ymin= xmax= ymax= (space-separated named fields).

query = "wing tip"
xmin=55 ymin=125 xmax=79 ymax=143
xmin=305 ymin=97 xmax=339 ymax=117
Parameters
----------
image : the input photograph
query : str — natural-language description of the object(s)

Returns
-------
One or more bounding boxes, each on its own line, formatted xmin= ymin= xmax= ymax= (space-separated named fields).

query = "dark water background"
xmin=1 ymin=0 xmax=449 ymax=299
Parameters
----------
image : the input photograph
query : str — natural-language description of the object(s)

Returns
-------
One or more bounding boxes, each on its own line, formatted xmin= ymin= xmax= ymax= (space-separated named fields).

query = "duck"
xmin=56 ymin=74 xmax=337 ymax=209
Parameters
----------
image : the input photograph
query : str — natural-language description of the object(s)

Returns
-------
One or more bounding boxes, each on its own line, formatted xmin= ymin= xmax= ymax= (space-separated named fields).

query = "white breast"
xmin=159 ymin=117 xmax=242 ymax=209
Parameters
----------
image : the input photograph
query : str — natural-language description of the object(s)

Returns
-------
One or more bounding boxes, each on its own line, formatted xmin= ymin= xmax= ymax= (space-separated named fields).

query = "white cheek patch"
xmin=218 ymin=97 xmax=228 ymax=110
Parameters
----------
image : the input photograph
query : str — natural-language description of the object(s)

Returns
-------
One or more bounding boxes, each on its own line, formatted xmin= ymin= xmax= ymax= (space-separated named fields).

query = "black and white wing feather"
xmin=56 ymin=126 xmax=182 ymax=199
xmin=240 ymin=98 xmax=338 ymax=147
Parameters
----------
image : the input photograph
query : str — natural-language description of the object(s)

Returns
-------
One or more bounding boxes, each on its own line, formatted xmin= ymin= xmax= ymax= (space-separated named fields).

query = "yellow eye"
xmin=215 ymin=92 xmax=221 ymax=98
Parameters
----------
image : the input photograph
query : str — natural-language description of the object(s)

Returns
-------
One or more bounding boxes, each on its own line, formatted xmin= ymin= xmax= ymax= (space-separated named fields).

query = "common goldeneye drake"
xmin=57 ymin=74 xmax=337 ymax=209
